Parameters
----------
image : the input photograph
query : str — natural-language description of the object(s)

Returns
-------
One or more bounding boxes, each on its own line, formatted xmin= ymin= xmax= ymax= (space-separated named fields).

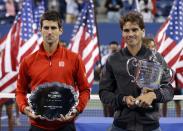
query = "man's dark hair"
xmin=142 ymin=37 xmax=156 ymax=48
xmin=142 ymin=38 xmax=154 ymax=45
xmin=119 ymin=11 xmax=145 ymax=30
xmin=109 ymin=41 xmax=119 ymax=46
xmin=40 ymin=11 xmax=62 ymax=29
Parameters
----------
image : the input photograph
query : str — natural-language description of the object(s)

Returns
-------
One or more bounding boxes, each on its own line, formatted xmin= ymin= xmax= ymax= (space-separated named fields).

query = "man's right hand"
xmin=124 ymin=96 xmax=136 ymax=108
xmin=24 ymin=106 xmax=42 ymax=120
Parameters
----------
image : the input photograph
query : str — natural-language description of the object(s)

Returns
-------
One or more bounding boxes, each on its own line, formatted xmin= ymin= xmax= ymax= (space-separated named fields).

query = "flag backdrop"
xmin=68 ymin=0 xmax=100 ymax=87
xmin=154 ymin=0 xmax=183 ymax=87
xmin=0 ymin=0 xmax=44 ymax=103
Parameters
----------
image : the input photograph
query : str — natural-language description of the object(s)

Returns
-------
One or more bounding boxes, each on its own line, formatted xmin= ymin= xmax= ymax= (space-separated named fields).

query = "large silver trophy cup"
xmin=127 ymin=57 xmax=173 ymax=106
xmin=127 ymin=57 xmax=164 ymax=89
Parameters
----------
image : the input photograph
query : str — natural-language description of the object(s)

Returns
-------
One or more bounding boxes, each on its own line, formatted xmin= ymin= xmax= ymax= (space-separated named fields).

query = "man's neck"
xmin=43 ymin=42 xmax=59 ymax=56
xmin=127 ymin=44 xmax=142 ymax=56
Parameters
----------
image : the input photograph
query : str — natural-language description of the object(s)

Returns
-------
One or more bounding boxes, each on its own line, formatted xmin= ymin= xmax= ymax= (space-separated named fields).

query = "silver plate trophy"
xmin=127 ymin=55 xmax=173 ymax=106
xmin=28 ymin=82 xmax=79 ymax=121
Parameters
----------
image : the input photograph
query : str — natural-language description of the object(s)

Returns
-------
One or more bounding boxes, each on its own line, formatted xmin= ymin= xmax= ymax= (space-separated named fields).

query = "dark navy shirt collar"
xmin=123 ymin=45 xmax=147 ymax=57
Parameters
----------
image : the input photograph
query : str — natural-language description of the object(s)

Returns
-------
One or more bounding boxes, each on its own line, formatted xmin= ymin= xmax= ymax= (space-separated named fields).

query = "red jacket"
xmin=16 ymin=43 xmax=90 ymax=130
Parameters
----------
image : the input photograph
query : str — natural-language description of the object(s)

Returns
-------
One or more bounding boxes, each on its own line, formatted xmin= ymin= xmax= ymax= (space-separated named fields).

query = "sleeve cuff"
xmin=20 ymin=105 xmax=27 ymax=114
xmin=154 ymin=89 xmax=162 ymax=102
xmin=117 ymin=94 xmax=125 ymax=107
xmin=76 ymin=106 xmax=82 ymax=114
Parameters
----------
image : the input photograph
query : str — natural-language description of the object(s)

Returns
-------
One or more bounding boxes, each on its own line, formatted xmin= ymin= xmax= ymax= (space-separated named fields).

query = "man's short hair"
xmin=119 ymin=11 xmax=145 ymax=30
xmin=109 ymin=41 xmax=119 ymax=46
xmin=40 ymin=11 xmax=62 ymax=29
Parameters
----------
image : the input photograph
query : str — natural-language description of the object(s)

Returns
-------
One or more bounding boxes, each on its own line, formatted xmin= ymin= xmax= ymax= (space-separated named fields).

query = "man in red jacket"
xmin=16 ymin=11 xmax=90 ymax=131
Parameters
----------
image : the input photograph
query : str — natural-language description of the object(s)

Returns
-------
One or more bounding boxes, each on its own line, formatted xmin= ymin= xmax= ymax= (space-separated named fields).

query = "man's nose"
xmin=128 ymin=30 xmax=135 ymax=35
xmin=46 ymin=27 xmax=53 ymax=33
xmin=48 ymin=29 xmax=52 ymax=35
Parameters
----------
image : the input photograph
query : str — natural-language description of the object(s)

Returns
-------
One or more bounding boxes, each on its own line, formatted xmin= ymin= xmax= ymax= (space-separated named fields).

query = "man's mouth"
xmin=48 ymin=42 xmax=53 ymax=46
xmin=47 ymin=36 xmax=53 ymax=40
xmin=127 ymin=36 xmax=136 ymax=41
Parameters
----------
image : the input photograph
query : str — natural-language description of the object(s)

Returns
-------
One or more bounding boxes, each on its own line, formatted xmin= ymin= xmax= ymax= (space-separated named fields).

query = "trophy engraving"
xmin=28 ymin=82 xmax=79 ymax=121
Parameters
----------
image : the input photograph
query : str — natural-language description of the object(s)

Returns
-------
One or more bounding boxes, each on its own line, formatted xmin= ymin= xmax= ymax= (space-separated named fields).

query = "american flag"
xmin=0 ymin=0 xmax=44 ymax=103
xmin=68 ymin=0 xmax=100 ymax=87
xmin=154 ymin=0 xmax=183 ymax=87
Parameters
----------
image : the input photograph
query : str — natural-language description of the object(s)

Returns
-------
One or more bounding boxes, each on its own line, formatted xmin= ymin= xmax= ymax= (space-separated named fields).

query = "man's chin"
xmin=127 ymin=43 xmax=141 ymax=48
xmin=127 ymin=42 xmax=137 ymax=46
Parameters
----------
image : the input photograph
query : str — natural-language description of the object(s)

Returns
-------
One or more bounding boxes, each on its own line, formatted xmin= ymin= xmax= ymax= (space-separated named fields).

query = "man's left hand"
xmin=135 ymin=92 xmax=156 ymax=108
xmin=56 ymin=109 xmax=79 ymax=122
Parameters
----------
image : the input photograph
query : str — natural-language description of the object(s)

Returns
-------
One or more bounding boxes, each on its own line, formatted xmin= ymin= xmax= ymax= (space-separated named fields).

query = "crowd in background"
xmin=0 ymin=0 xmax=173 ymax=24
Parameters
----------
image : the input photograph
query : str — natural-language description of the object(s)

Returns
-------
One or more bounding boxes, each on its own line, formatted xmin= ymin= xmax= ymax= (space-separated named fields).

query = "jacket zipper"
xmin=48 ymin=56 xmax=52 ymax=66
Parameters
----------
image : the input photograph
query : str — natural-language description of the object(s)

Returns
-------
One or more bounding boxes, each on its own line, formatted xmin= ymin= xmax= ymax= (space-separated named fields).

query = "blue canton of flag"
xmin=33 ymin=0 xmax=45 ymax=30
xmin=166 ymin=0 xmax=183 ymax=43
xmin=72 ymin=0 xmax=95 ymax=37
xmin=20 ymin=0 xmax=34 ymax=41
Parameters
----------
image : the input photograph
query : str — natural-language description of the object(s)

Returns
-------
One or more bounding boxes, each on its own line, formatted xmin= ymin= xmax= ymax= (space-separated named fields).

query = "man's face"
xmin=109 ymin=44 xmax=118 ymax=53
xmin=40 ymin=20 xmax=62 ymax=46
xmin=122 ymin=22 xmax=144 ymax=47
xmin=148 ymin=41 xmax=156 ymax=51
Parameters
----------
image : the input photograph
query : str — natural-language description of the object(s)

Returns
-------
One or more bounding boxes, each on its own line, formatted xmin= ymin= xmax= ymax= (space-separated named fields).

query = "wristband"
xmin=122 ymin=96 xmax=127 ymax=104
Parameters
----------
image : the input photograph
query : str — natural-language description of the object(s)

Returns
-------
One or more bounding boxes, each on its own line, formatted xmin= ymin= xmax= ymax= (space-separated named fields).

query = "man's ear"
xmin=60 ymin=28 xmax=63 ymax=34
xmin=142 ymin=29 xmax=145 ymax=37
xmin=40 ymin=27 xmax=42 ymax=32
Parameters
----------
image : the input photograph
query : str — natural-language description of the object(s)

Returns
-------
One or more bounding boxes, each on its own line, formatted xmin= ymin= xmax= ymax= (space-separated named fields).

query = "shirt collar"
xmin=39 ymin=42 xmax=62 ymax=57
xmin=123 ymin=45 xmax=147 ymax=57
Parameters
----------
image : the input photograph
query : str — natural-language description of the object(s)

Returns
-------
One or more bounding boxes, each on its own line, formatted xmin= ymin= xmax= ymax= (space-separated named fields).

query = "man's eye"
xmin=123 ymin=29 xmax=129 ymax=32
xmin=43 ymin=26 xmax=49 ymax=30
xmin=43 ymin=26 xmax=57 ymax=30
xmin=132 ymin=28 xmax=139 ymax=32
xmin=51 ymin=27 xmax=57 ymax=30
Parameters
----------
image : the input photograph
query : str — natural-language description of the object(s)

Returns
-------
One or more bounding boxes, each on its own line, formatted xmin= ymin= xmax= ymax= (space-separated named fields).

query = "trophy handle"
xmin=126 ymin=57 xmax=139 ymax=83
xmin=160 ymin=68 xmax=175 ymax=87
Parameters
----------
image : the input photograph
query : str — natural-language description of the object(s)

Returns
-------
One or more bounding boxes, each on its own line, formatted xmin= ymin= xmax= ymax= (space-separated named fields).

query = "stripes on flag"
xmin=176 ymin=49 xmax=183 ymax=72
xmin=177 ymin=72 xmax=183 ymax=87
xmin=68 ymin=0 xmax=100 ymax=87
xmin=176 ymin=48 xmax=183 ymax=87
xmin=154 ymin=0 xmax=183 ymax=87
xmin=0 ymin=0 xmax=44 ymax=103
xmin=1 ymin=19 xmax=21 ymax=74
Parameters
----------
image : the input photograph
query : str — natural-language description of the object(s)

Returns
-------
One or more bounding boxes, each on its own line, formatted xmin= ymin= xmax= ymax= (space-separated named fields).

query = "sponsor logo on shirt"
xmin=59 ymin=61 xmax=65 ymax=67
